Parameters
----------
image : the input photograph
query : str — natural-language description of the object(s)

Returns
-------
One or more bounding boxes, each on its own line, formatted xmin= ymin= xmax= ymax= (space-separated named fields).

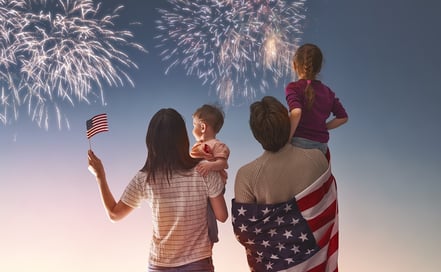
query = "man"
xmin=232 ymin=96 xmax=339 ymax=272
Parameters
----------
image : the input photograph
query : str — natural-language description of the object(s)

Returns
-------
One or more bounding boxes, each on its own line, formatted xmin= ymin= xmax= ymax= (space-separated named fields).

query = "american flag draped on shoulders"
xmin=86 ymin=113 xmax=109 ymax=139
xmin=231 ymin=165 xmax=338 ymax=272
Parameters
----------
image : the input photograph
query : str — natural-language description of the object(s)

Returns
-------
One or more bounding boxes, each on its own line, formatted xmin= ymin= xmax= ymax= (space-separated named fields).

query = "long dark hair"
xmin=140 ymin=108 xmax=200 ymax=183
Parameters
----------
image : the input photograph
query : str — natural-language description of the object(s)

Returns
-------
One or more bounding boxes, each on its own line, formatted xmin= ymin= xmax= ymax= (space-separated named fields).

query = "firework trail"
xmin=155 ymin=0 xmax=306 ymax=105
xmin=0 ymin=0 xmax=146 ymax=129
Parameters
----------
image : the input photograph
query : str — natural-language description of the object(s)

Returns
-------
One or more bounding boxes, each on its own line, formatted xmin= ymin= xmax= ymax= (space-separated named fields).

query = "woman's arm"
xmin=209 ymin=194 xmax=228 ymax=222
xmin=88 ymin=150 xmax=134 ymax=222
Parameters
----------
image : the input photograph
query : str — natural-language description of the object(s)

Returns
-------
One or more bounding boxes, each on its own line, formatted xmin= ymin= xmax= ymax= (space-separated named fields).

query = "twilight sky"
xmin=1 ymin=0 xmax=440 ymax=271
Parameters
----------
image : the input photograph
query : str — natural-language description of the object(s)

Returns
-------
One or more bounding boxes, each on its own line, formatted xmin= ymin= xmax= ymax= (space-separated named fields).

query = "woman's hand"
xmin=88 ymin=149 xmax=105 ymax=180
xmin=87 ymin=149 xmax=133 ymax=222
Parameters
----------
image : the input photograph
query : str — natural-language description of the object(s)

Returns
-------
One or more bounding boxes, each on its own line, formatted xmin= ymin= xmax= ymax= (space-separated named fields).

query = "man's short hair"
xmin=249 ymin=96 xmax=290 ymax=152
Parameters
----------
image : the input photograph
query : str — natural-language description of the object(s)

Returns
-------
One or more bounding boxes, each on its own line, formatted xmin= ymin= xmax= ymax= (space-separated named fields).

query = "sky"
xmin=1 ymin=0 xmax=441 ymax=271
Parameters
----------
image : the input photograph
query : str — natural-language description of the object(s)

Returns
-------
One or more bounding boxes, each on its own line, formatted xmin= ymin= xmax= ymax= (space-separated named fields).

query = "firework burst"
xmin=0 ymin=0 xmax=146 ymax=129
xmin=155 ymin=0 xmax=306 ymax=105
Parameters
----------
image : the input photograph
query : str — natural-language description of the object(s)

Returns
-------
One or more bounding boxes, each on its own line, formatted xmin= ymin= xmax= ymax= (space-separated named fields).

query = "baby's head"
xmin=293 ymin=43 xmax=323 ymax=79
xmin=192 ymin=104 xmax=225 ymax=140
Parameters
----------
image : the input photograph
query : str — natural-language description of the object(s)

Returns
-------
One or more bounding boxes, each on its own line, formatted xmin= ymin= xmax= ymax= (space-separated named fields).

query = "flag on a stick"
xmin=86 ymin=113 xmax=109 ymax=139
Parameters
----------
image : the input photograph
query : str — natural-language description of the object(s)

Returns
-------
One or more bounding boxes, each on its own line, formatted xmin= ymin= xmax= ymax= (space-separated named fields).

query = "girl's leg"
xmin=291 ymin=137 xmax=328 ymax=156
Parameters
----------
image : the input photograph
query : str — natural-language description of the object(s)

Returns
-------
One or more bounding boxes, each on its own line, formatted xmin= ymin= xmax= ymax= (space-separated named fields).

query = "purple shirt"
xmin=285 ymin=79 xmax=347 ymax=143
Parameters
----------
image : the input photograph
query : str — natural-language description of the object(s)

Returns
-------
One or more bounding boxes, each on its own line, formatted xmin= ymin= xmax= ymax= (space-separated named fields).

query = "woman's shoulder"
xmin=175 ymin=167 xmax=199 ymax=176
xmin=131 ymin=170 xmax=149 ymax=183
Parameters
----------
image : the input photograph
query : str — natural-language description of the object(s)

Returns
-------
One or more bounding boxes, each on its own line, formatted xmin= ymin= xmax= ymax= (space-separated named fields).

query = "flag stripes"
xmin=86 ymin=113 xmax=109 ymax=139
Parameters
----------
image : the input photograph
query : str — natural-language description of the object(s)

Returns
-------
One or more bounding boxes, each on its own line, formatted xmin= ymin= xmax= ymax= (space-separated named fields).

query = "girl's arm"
xmin=326 ymin=116 xmax=348 ymax=130
xmin=289 ymin=108 xmax=302 ymax=138
xmin=88 ymin=150 xmax=134 ymax=222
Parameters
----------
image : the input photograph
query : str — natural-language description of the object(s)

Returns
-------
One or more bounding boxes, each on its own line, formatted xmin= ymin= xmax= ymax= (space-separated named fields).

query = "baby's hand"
xmin=196 ymin=161 xmax=212 ymax=177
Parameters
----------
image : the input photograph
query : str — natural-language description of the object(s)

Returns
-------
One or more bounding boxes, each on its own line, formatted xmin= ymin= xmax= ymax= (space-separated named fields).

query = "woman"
xmin=88 ymin=108 xmax=228 ymax=271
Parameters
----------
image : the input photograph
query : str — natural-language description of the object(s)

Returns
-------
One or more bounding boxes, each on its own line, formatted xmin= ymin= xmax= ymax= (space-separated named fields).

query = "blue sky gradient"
xmin=1 ymin=0 xmax=440 ymax=271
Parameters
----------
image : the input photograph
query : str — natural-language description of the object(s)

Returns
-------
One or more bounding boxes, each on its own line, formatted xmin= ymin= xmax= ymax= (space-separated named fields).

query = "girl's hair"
xmin=141 ymin=108 xmax=200 ymax=183
xmin=193 ymin=104 xmax=224 ymax=133
xmin=249 ymin=96 xmax=290 ymax=152
xmin=293 ymin=43 xmax=323 ymax=110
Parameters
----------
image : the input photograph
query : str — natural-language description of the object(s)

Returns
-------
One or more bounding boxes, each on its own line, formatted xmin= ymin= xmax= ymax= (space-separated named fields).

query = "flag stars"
xmin=283 ymin=204 xmax=292 ymax=212
xmin=299 ymin=232 xmax=308 ymax=242
xmin=270 ymin=254 xmax=280 ymax=259
xmin=261 ymin=207 xmax=271 ymax=215
xmin=291 ymin=245 xmax=300 ymax=254
xmin=291 ymin=217 xmax=300 ymax=226
xmin=256 ymin=255 xmax=263 ymax=263
xmin=249 ymin=216 xmax=258 ymax=222
xmin=268 ymin=229 xmax=278 ymax=237
xmin=231 ymin=200 xmax=328 ymax=271
xmin=276 ymin=243 xmax=285 ymax=252
xmin=253 ymin=227 xmax=262 ymax=235
xmin=245 ymin=239 xmax=255 ymax=245
xmin=266 ymin=261 xmax=274 ymax=270
xmin=285 ymin=258 xmax=295 ymax=264
xmin=283 ymin=230 xmax=293 ymax=239
xmin=238 ymin=206 xmax=247 ymax=216
xmin=275 ymin=216 xmax=285 ymax=226
xmin=239 ymin=224 xmax=248 ymax=232
xmin=261 ymin=240 xmax=271 ymax=248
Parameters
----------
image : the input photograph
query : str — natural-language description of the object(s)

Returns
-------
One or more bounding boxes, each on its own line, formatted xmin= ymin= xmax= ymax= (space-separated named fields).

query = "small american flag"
xmin=232 ymin=166 xmax=338 ymax=272
xmin=86 ymin=113 xmax=109 ymax=139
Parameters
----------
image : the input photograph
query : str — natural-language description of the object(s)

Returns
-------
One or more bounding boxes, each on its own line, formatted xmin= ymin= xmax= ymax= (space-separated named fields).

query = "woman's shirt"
xmin=121 ymin=168 xmax=224 ymax=267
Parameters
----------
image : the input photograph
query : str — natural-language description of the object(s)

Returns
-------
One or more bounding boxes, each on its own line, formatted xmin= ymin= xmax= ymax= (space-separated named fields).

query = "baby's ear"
xmin=200 ymin=122 xmax=206 ymax=133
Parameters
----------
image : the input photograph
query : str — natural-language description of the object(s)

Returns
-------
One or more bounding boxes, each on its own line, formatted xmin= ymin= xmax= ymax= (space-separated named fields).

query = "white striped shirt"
xmin=121 ymin=168 xmax=224 ymax=267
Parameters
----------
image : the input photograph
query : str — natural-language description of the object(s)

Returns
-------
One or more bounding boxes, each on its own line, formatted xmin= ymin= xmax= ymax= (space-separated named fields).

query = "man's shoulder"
xmin=293 ymin=146 xmax=329 ymax=171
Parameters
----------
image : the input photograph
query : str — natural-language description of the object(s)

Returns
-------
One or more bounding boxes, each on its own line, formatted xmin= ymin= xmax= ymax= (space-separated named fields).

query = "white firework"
xmin=155 ymin=0 xmax=306 ymax=105
xmin=0 ymin=0 xmax=146 ymax=129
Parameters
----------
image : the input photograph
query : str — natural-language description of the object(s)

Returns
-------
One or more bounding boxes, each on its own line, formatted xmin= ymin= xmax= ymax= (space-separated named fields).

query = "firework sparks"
xmin=0 ymin=0 xmax=146 ymax=129
xmin=155 ymin=0 xmax=306 ymax=105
